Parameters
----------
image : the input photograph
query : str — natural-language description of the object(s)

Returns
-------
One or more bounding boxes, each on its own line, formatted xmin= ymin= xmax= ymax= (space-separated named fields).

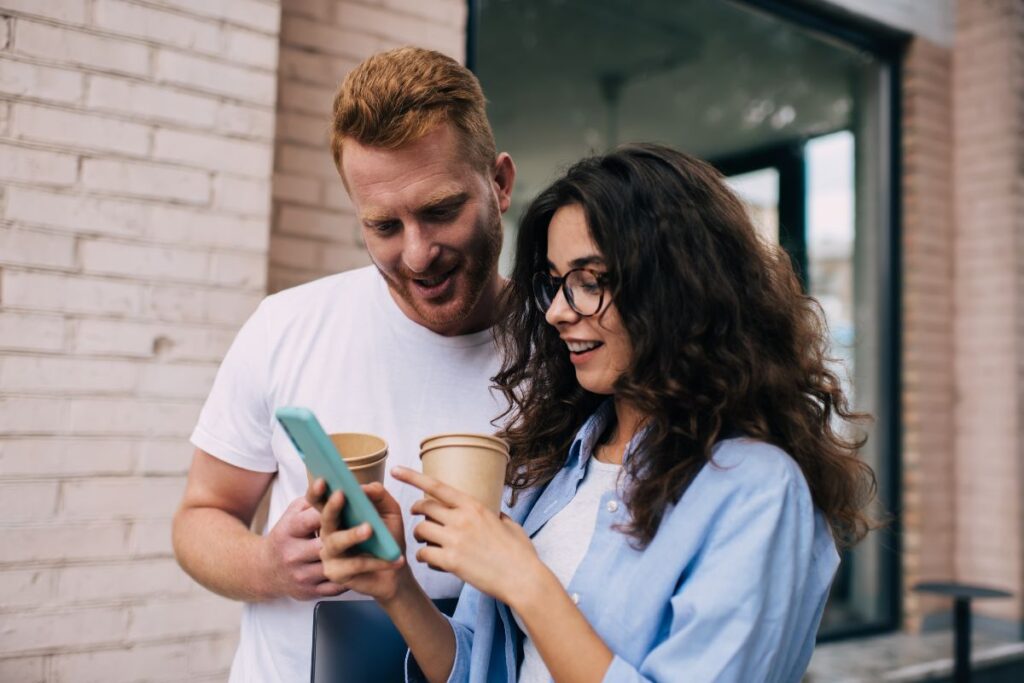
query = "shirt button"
xmin=606 ymin=500 xmax=619 ymax=513
xmin=571 ymin=593 xmax=580 ymax=605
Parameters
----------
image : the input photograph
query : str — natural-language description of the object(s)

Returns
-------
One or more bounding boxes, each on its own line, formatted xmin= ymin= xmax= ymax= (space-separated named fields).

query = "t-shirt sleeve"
xmin=190 ymin=300 xmax=277 ymax=473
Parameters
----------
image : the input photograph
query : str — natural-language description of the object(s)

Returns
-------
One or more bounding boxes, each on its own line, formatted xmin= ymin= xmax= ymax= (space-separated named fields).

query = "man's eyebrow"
xmin=417 ymin=191 xmax=469 ymax=212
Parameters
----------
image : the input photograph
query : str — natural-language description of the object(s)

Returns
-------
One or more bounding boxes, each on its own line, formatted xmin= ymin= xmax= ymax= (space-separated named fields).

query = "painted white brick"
xmin=149 ymin=207 xmax=270 ymax=251
xmin=0 ymin=656 xmax=44 ymax=683
xmin=0 ymin=568 xmax=53 ymax=607
xmin=156 ymin=0 xmax=281 ymax=34
xmin=0 ymin=312 xmax=65 ymax=353
xmin=138 ymin=362 xmax=217 ymax=399
xmin=1 ymin=270 xmax=146 ymax=317
xmin=128 ymin=518 xmax=174 ymax=555
xmin=0 ymin=59 xmax=85 ymax=104
xmin=79 ymin=239 xmax=210 ymax=283
xmin=216 ymin=101 xmax=275 ymax=139
xmin=224 ymin=26 xmax=279 ymax=70
xmin=0 ymin=605 xmax=130 ymax=654
xmin=204 ymin=289 xmax=262 ymax=325
xmin=128 ymin=594 xmax=241 ymax=640
xmin=277 ymin=141 xmax=339 ymax=179
xmin=0 ymin=355 xmax=139 ymax=394
xmin=1 ymin=0 xmax=89 ymax=24
xmin=155 ymin=49 xmax=276 ymax=105
xmin=186 ymin=634 xmax=238 ymax=677
xmin=5 ymin=187 xmax=268 ymax=250
xmin=71 ymin=319 xmax=157 ymax=358
xmin=213 ymin=174 xmax=271 ymax=216
xmin=15 ymin=21 xmax=150 ymax=77
xmin=87 ymin=75 xmax=219 ymax=128
xmin=0 ymin=143 xmax=78 ymax=186
xmin=82 ymin=158 xmax=210 ymax=204
xmin=50 ymin=642 xmax=188 ymax=683
xmin=0 ymin=438 xmax=135 ymax=476
xmin=0 ymin=482 xmax=59 ymax=522
xmin=137 ymin=439 xmax=192 ymax=474
xmin=154 ymin=128 xmax=273 ymax=177
xmin=279 ymin=80 xmax=335 ymax=117
xmin=1 ymin=16 xmax=8 ymax=50
xmin=0 ymin=227 xmax=77 ymax=270
xmin=67 ymin=397 xmax=198 ymax=437
xmin=11 ymin=103 xmax=151 ymax=156
xmin=61 ymin=476 xmax=186 ymax=518
xmin=0 ymin=522 xmax=130 ymax=563
xmin=281 ymin=15 xmax=379 ymax=60
xmin=144 ymin=284 xmax=208 ymax=324
xmin=0 ymin=396 xmax=70 ymax=434
xmin=5 ymin=187 xmax=146 ymax=239
xmin=272 ymin=172 xmax=320 ymax=204
xmin=57 ymin=559 xmax=192 ymax=602
xmin=94 ymin=0 xmax=222 ymax=54
xmin=208 ymin=250 xmax=266 ymax=288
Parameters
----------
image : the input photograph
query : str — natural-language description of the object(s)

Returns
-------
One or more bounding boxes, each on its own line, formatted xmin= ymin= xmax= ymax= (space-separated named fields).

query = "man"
xmin=172 ymin=47 xmax=516 ymax=682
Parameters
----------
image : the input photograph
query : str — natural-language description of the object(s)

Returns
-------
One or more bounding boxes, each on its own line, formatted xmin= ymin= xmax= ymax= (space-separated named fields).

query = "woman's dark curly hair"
xmin=493 ymin=143 xmax=876 ymax=549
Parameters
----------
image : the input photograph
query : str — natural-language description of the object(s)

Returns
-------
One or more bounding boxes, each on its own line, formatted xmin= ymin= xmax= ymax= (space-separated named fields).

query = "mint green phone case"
xmin=275 ymin=406 xmax=401 ymax=562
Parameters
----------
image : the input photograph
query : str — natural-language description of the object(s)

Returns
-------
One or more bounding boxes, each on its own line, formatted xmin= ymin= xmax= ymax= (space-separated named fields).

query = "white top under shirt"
xmin=513 ymin=457 xmax=623 ymax=683
xmin=190 ymin=266 xmax=505 ymax=683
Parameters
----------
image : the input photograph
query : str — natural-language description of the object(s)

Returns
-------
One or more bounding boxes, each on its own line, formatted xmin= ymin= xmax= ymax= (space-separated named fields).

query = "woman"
xmin=312 ymin=144 xmax=876 ymax=682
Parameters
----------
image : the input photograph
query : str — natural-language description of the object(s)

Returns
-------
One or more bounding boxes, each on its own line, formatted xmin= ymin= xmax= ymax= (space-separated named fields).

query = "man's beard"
xmin=378 ymin=206 xmax=502 ymax=331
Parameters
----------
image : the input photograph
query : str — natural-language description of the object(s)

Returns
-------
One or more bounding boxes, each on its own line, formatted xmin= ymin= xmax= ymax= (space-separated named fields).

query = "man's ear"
xmin=492 ymin=152 xmax=516 ymax=214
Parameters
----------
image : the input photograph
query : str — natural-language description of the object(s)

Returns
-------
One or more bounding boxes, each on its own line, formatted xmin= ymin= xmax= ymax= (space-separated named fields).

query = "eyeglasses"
xmin=532 ymin=268 xmax=609 ymax=317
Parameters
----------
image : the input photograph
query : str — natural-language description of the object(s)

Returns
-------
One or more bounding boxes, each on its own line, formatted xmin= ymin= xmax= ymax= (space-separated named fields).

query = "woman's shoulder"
xmin=696 ymin=437 xmax=811 ymax=501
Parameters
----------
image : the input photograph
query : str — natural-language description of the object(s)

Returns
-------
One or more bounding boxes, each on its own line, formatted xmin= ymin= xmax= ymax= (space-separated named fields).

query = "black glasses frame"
xmin=532 ymin=268 xmax=609 ymax=317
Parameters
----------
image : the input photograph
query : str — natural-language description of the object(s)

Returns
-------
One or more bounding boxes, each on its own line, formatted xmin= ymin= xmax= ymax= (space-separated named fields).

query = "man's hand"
xmin=260 ymin=496 xmax=347 ymax=600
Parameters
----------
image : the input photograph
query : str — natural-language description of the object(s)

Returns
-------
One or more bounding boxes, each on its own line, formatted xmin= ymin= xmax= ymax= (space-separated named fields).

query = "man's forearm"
xmin=172 ymin=506 xmax=274 ymax=602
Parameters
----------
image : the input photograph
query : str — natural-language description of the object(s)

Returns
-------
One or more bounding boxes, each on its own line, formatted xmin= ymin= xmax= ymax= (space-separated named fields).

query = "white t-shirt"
xmin=190 ymin=266 xmax=505 ymax=683
xmin=513 ymin=457 xmax=622 ymax=683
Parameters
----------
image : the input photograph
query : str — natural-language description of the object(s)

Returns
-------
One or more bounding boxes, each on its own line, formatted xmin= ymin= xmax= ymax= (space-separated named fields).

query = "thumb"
xmin=288 ymin=500 xmax=322 ymax=538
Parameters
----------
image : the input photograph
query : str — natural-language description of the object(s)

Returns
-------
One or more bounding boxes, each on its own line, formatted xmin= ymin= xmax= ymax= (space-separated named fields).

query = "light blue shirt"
xmin=409 ymin=401 xmax=839 ymax=682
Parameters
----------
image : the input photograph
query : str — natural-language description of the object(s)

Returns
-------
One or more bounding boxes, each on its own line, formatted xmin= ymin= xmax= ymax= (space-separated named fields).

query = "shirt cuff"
xmin=190 ymin=426 xmax=278 ymax=473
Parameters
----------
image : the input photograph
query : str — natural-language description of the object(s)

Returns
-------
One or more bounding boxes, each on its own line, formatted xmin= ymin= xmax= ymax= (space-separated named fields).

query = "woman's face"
xmin=544 ymin=204 xmax=632 ymax=395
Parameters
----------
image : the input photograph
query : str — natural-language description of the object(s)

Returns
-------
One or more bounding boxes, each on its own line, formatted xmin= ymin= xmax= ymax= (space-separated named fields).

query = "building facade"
xmin=0 ymin=0 xmax=1020 ymax=679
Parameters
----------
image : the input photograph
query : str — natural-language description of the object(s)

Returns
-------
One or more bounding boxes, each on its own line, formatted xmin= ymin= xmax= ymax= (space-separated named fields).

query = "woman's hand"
xmin=307 ymin=478 xmax=409 ymax=603
xmin=393 ymin=466 xmax=545 ymax=606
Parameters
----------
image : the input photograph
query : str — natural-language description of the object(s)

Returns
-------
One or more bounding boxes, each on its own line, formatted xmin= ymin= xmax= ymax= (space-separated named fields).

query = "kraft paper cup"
xmin=305 ymin=432 xmax=388 ymax=489
xmin=419 ymin=434 xmax=509 ymax=514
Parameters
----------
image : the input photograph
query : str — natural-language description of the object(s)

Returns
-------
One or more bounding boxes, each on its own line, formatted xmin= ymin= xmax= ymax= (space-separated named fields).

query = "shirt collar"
xmin=566 ymin=399 xmax=615 ymax=474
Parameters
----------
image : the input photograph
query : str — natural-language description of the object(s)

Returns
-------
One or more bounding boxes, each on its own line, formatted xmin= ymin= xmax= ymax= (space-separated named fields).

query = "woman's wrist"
xmin=503 ymin=556 xmax=561 ymax=617
xmin=376 ymin=564 xmax=422 ymax=610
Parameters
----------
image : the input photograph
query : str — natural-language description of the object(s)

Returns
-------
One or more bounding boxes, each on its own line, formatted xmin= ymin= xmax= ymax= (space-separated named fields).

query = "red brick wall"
xmin=952 ymin=0 xmax=1024 ymax=625
xmin=900 ymin=37 xmax=955 ymax=632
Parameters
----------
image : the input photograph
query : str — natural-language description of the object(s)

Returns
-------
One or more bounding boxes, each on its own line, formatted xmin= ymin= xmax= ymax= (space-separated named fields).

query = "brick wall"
xmin=952 ymin=0 xmax=1024 ymax=626
xmin=268 ymin=0 xmax=466 ymax=293
xmin=0 ymin=1 xmax=280 ymax=680
xmin=900 ymin=37 xmax=955 ymax=632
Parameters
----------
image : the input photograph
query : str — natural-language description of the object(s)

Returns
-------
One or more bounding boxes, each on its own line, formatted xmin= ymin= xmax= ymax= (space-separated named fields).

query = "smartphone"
xmin=275 ymin=406 xmax=402 ymax=562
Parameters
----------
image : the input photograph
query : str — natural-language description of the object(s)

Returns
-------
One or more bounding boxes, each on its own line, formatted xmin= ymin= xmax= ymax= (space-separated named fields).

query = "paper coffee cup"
xmin=419 ymin=433 xmax=509 ymax=514
xmin=306 ymin=432 xmax=388 ymax=488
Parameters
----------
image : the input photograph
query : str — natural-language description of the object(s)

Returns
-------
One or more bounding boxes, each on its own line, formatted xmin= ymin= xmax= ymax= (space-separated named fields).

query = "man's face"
xmin=341 ymin=124 xmax=514 ymax=336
